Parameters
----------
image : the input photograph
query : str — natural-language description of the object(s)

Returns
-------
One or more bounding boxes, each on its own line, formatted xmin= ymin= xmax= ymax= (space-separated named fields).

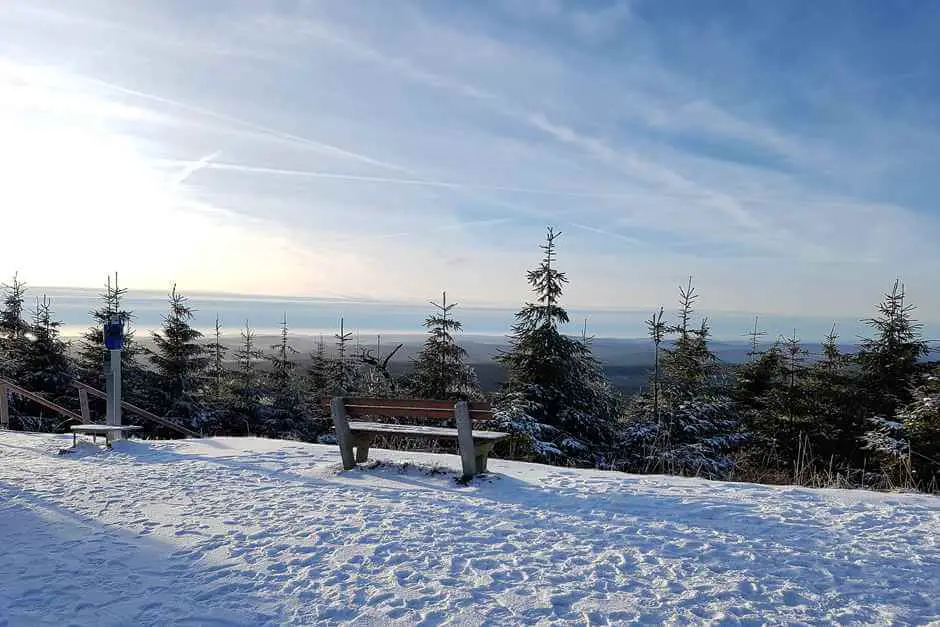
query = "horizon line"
xmin=22 ymin=284 xmax=940 ymax=325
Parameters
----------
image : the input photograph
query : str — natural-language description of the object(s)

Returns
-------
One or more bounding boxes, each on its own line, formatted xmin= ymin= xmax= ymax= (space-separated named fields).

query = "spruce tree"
xmin=497 ymin=227 xmax=619 ymax=461
xmin=204 ymin=314 xmax=229 ymax=403
xmin=762 ymin=331 xmax=813 ymax=464
xmin=308 ymin=334 xmax=332 ymax=397
xmin=746 ymin=316 xmax=768 ymax=359
xmin=410 ymin=292 xmax=478 ymax=400
xmin=148 ymin=285 xmax=209 ymax=429
xmin=735 ymin=343 xmax=785 ymax=441
xmin=333 ymin=318 xmax=360 ymax=394
xmin=200 ymin=315 xmax=244 ymax=437
xmin=661 ymin=277 xmax=718 ymax=394
xmin=621 ymin=279 xmax=742 ymax=478
xmin=894 ymin=368 xmax=940 ymax=489
xmin=262 ymin=314 xmax=306 ymax=437
xmin=231 ymin=321 xmax=264 ymax=431
xmin=735 ymin=316 xmax=779 ymax=437
xmin=0 ymin=273 xmax=29 ymax=380
xmin=805 ymin=325 xmax=863 ymax=465
xmin=862 ymin=367 xmax=939 ymax=490
xmin=645 ymin=306 xmax=667 ymax=426
xmin=303 ymin=334 xmax=338 ymax=438
xmin=15 ymin=295 xmax=74 ymax=429
xmin=856 ymin=280 xmax=929 ymax=420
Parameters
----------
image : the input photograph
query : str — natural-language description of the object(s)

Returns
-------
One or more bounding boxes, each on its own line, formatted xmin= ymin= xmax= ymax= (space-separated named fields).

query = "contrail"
xmin=69 ymin=75 xmax=679 ymax=245
xmin=177 ymin=159 xmax=790 ymax=206
xmin=173 ymin=150 xmax=221 ymax=185
xmin=76 ymin=75 xmax=413 ymax=175
xmin=179 ymin=160 xmax=672 ymax=201
xmin=181 ymin=159 xmax=654 ymax=248
xmin=568 ymin=222 xmax=644 ymax=246
xmin=62 ymin=73 xmax=672 ymax=254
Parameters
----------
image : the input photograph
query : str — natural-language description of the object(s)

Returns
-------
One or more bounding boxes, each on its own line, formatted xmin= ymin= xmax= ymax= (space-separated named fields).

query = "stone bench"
xmin=329 ymin=397 xmax=508 ymax=479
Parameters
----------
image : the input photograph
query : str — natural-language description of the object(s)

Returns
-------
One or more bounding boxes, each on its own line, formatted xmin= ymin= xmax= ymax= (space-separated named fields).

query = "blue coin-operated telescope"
xmin=104 ymin=316 xmax=124 ymax=351
xmin=103 ymin=316 xmax=124 ymax=431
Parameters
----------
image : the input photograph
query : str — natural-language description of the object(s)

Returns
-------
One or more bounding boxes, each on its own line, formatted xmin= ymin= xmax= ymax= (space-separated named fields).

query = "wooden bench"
xmin=69 ymin=424 xmax=143 ymax=448
xmin=329 ymin=397 xmax=508 ymax=479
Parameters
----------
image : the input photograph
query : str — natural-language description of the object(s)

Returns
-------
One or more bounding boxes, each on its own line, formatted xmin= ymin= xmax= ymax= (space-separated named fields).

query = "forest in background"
xmin=1 ymin=227 xmax=938 ymax=492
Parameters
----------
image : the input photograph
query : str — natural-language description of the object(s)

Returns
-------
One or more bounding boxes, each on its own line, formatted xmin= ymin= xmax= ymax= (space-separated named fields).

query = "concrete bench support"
xmin=331 ymin=396 xmax=357 ymax=471
xmin=455 ymin=401 xmax=477 ymax=479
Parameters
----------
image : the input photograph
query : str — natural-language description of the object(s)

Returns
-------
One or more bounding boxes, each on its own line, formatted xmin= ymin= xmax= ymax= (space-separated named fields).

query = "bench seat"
xmin=70 ymin=424 xmax=142 ymax=448
xmin=348 ymin=421 xmax=507 ymax=440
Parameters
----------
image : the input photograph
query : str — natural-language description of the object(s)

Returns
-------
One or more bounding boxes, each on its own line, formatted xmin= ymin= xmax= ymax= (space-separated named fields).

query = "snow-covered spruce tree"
xmin=620 ymin=279 xmax=743 ymax=479
xmin=15 ymin=295 xmax=74 ymax=430
xmin=409 ymin=292 xmax=479 ymax=401
xmin=260 ymin=314 xmax=310 ymax=439
xmin=148 ymin=285 xmax=210 ymax=430
xmin=75 ymin=273 xmax=149 ymax=406
xmin=0 ymin=273 xmax=29 ymax=381
xmin=856 ymin=280 xmax=929 ymax=422
xmin=230 ymin=321 xmax=264 ymax=434
xmin=495 ymin=227 xmax=620 ymax=465
xmin=893 ymin=367 xmax=940 ymax=489
xmin=856 ymin=282 xmax=933 ymax=487
xmin=862 ymin=367 xmax=940 ymax=491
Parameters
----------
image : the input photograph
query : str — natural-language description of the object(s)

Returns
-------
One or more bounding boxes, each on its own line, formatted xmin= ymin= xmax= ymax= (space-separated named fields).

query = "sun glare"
xmin=0 ymin=64 xmax=350 ymax=295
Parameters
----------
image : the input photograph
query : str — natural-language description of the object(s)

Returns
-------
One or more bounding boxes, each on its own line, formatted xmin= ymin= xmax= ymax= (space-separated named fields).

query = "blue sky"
xmin=1 ymin=0 xmax=938 ymax=340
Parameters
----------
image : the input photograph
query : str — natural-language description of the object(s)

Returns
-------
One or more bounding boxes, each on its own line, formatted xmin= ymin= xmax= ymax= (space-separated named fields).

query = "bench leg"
xmin=73 ymin=432 xmax=77 ymax=447
xmin=353 ymin=434 xmax=373 ymax=464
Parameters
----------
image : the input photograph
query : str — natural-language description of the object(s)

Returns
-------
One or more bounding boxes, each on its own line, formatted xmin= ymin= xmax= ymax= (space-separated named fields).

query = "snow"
xmin=1 ymin=431 xmax=939 ymax=626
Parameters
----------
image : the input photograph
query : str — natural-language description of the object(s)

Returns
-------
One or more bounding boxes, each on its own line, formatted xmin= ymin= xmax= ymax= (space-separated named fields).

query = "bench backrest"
xmin=335 ymin=397 xmax=493 ymax=422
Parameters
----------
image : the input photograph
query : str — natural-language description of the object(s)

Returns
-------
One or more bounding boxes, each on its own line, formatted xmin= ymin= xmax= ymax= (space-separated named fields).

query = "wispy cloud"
xmin=2 ymin=0 xmax=938 ymax=334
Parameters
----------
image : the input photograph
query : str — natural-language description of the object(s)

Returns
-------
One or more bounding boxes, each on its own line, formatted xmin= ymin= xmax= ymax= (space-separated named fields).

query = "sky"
xmin=1 ymin=0 xmax=938 ymax=340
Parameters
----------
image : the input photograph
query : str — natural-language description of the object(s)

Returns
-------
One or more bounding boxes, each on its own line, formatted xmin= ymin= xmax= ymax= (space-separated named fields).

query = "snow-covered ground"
xmin=1 ymin=432 xmax=938 ymax=626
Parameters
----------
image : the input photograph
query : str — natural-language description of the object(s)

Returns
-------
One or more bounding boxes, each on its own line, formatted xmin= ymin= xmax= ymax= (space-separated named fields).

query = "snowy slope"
xmin=1 ymin=432 xmax=938 ymax=626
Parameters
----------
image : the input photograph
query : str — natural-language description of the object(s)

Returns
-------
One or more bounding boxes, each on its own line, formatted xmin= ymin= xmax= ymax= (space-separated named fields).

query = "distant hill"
xmin=106 ymin=333 xmax=939 ymax=395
